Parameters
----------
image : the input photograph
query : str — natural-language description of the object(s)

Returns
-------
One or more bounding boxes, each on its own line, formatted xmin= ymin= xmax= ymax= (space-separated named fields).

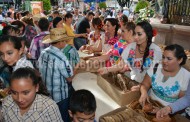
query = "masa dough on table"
xmin=73 ymin=72 xmax=120 ymax=120
xmin=78 ymin=51 xmax=94 ymax=58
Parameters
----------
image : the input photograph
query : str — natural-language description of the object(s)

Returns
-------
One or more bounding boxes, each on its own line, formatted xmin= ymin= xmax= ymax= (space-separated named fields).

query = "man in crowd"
xmin=38 ymin=28 xmax=74 ymax=122
xmin=74 ymin=11 xmax=94 ymax=50
xmin=29 ymin=17 xmax=50 ymax=68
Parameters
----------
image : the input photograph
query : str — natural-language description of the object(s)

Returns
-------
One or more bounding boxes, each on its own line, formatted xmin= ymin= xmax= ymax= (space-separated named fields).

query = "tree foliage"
xmin=135 ymin=0 xmax=149 ymax=13
xmin=33 ymin=0 xmax=51 ymax=11
xmin=99 ymin=2 xmax=107 ymax=9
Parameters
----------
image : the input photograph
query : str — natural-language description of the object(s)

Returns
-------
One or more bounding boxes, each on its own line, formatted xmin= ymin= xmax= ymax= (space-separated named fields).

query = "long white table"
xmin=72 ymin=72 xmax=120 ymax=120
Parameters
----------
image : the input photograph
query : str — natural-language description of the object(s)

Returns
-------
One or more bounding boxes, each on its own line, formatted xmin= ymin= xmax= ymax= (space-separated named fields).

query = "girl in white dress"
xmin=80 ymin=17 xmax=105 ymax=53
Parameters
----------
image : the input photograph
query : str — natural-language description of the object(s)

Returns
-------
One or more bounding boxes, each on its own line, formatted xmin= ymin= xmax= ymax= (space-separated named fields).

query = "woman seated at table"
xmin=98 ymin=21 xmax=162 ymax=86
xmin=1 ymin=67 xmax=63 ymax=122
xmin=95 ymin=22 xmax=135 ymax=73
xmin=80 ymin=17 xmax=105 ymax=53
xmin=139 ymin=44 xmax=190 ymax=108
xmin=156 ymin=81 xmax=190 ymax=118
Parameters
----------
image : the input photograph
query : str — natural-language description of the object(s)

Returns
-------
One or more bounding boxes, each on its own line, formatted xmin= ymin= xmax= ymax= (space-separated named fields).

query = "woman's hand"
xmin=131 ymin=85 xmax=141 ymax=91
xmin=151 ymin=106 xmax=160 ymax=114
xmin=156 ymin=106 xmax=172 ymax=118
xmin=139 ymin=91 xmax=150 ymax=107
xmin=119 ymin=64 xmax=131 ymax=73
xmin=98 ymin=67 xmax=109 ymax=75
xmin=85 ymin=45 xmax=90 ymax=50
xmin=82 ymin=33 xmax=88 ymax=38
xmin=79 ymin=45 xmax=86 ymax=51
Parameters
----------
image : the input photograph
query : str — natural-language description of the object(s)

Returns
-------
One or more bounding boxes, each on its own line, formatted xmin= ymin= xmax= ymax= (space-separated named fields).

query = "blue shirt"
xmin=38 ymin=45 xmax=73 ymax=103
xmin=170 ymin=81 xmax=190 ymax=114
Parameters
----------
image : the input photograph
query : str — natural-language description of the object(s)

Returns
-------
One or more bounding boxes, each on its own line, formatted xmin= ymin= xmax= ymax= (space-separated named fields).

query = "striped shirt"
xmin=29 ymin=31 xmax=50 ymax=60
xmin=1 ymin=94 xmax=63 ymax=122
xmin=38 ymin=45 xmax=73 ymax=103
xmin=61 ymin=44 xmax=80 ymax=68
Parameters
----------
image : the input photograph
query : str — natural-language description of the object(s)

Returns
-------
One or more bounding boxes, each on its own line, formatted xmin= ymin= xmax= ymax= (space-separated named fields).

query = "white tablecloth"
xmin=72 ymin=72 xmax=120 ymax=120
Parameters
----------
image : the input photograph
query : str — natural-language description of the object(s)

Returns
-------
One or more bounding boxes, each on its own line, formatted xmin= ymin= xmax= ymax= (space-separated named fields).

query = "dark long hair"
xmin=92 ymin=17 xmax=103 ymax=30
xmin=104 ymin=18 xmax=119 ymax=37
xmin=10 ymin=67 xmax=50 ymax=96
xmin=11 ymin=20 xmax=25 ymax=35
xmin=137 ymin=21 xmax=153 ymax=72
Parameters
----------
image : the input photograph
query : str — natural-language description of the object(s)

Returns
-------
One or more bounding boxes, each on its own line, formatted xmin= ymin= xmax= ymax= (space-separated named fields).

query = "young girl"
xmin=1 ymin=67 xmax=63 ymax=121
xmin=80 ymin=17 xmax=105 ymax=53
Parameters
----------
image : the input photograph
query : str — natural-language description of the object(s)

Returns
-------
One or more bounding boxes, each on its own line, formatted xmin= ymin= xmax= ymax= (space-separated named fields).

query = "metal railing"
xmin=164 ymin=0 xmax=190 ymax=25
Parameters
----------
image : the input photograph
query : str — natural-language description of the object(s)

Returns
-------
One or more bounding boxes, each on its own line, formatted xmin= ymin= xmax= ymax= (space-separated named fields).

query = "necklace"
xmin=137 ymin=45 xmax=145 ymax=54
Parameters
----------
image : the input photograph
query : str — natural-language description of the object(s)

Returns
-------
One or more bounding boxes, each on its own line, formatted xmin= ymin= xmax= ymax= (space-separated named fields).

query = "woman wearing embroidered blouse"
xmin=102 ymin=18 xmax=120 ymax=53
xmin=97 ymin=22 xmax=136 ymax=73
xmin=139 ymin=44 xmax=190 ymax=108
xmin=98 ymin=21 xmax=162 ymax=86
xmin=80 ymin=17 xmax=105 ymax=52
xmin=156 ymin=81 xmax=190 ymax=118
xmin=121 ymin=21 xmax=162 ymax=84
xmin=2 ymin=67 xmax=63 ymax=122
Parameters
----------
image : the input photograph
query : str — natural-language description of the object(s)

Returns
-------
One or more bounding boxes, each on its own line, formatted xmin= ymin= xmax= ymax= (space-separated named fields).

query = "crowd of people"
xmin=0 ymin=5 xmax=190 ymax=122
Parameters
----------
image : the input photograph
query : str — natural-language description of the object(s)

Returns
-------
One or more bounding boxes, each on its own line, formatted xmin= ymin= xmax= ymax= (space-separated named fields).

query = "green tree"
xmin=135 ymin=0 xmax=149 ymax=13
xmin=99 ymin=2 xmax=107 ymax=9
xmin=33 ymin=0 xmax=51 ymax=11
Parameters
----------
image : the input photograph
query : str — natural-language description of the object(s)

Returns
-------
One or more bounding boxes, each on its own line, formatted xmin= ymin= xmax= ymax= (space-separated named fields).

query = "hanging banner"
xmin=30 ymin=1 xmax=43 ymax=15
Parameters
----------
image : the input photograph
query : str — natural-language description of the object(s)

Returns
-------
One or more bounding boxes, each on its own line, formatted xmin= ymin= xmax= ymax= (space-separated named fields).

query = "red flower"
xmin=152 ymin=29 xmax=157 ymax=37
xmin=129 ymin=49 xmax=135 ymax=55
xmin=108 ymin=37 xmax=118 ymax=45
xmin=2 ymin=23 xmax=6 ymax=27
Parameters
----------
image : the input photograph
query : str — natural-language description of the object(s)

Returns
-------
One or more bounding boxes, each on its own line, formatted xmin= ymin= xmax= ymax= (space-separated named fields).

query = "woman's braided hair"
xmin=137 ymin=21 xmax=153 ymax=72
